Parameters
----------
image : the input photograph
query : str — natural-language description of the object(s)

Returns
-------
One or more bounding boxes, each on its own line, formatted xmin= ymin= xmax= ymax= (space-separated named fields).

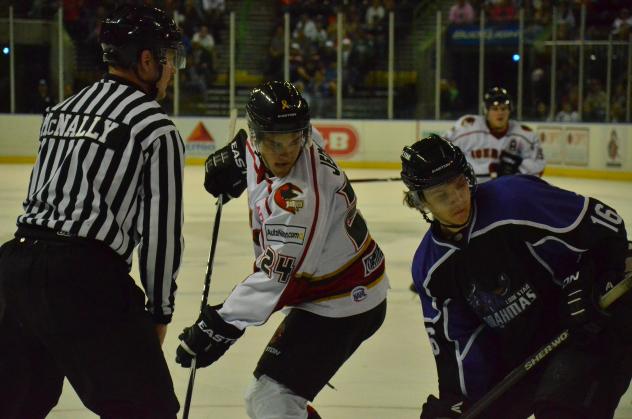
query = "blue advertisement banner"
xmin=448 ymin=23 xmax=522 ymax=46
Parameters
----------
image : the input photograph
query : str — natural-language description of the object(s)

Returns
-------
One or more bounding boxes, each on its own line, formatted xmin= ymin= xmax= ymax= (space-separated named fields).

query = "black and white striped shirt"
xmin=17 ymin=74 xmax=184 ymax=324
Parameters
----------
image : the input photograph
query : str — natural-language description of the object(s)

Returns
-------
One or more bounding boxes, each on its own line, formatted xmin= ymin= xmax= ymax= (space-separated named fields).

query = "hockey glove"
xmin=420 ymin=394 xmax=468 ymax=418
xmin=497 ymin=150 xmax=522 ymax=177
xmin=203 ymin=128 xmax=248 ymax=202
xmin=176 ymin=305 xmax=244 ymax=369
xmin=561 ymin=260 xmax=610 ymax=347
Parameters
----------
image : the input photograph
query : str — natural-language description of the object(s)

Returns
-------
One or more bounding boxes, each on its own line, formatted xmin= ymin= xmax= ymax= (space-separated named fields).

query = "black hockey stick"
xmin=349 ymin=176 xmax=402 ymax=183
xmin=182 ymin=194 xmax=224 ymax=419
xmin=182 ymin=109 xmax=237 ymax=419
xmin=461 ymin=272 xmax=632 ymax=419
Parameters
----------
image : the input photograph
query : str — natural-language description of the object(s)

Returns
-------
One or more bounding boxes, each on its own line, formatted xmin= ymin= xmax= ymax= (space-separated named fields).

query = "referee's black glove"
xmin=204 ymin=129 xmax=248 ymax=203
xmin=176 ymin=305 xmax=244 ymax=369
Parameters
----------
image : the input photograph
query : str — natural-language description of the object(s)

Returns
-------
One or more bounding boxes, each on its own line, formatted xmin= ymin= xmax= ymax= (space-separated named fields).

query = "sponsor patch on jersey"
xmin=362 ymin=245 xmax=384 ymax=276
xmin=351 ymin=286 xmax=369 ymax=302
xmin=264 ymin=224 xmax=306 ymax=245
xmin=274 ymin=183 xmax=304 ymax=214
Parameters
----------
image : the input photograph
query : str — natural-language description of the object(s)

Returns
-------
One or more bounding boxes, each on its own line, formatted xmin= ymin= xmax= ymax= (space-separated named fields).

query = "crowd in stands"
xmin=1 ymin=0 xmax=225 ymax=111
xmin=1 ymin=0 xmax=630 ymax=121
xmin=268 ymin=0 xmax=409 ymax=117
xmin=444 ymin=0 xmax=631 ymax=121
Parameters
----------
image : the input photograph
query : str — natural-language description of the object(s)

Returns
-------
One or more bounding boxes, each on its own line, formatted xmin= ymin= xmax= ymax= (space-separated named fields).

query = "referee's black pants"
xmin=0 ymin=231 xmax=179 ymax=419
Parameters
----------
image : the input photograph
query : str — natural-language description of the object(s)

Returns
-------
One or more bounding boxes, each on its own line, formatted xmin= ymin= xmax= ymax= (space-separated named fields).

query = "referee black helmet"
xmin=100 ymin=5 xmax=185 ymax=70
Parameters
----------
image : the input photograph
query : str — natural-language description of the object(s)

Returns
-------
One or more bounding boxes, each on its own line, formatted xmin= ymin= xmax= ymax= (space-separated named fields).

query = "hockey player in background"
xmin=446 ymin=86 xmax=546 ymax=183
xmin=175 ymin=81 xmax=389 ymax=418
xmin=401 ymin=134 xmax=631 ymax=418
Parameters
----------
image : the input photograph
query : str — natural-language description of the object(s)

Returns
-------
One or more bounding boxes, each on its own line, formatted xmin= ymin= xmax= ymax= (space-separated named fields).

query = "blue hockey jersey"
xmin=411 ymin=175 xmax=628 ymax=401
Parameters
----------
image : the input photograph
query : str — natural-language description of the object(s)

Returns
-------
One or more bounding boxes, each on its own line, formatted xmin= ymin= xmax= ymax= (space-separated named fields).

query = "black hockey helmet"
xmin=246 ymin=81 xmax=311 ymax=143
xmin=100 ymin=5 xmax=185 ymax=70
xmin=401 ymin=134 xmax=476 ymax=193
xmin=483 ymin=86 xmax=512 ymax=110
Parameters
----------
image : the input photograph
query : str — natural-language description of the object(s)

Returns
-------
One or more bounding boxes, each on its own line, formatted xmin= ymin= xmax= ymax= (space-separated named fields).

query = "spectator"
xmin=182 ymin=51 xmax=209 ymax=102
xmin=584 ymin=78 xmax=607 ymax=121
xmin=192 ymin=25 xmax=215 ymax=54
xmin=178 ymin=0 xmax=205 ymax=37
xmin=265 ymin=25 xmax=285 ymax=80
xmin=612 ymin=8 xmax=632 ymax=38
xmin=365 ymin=0 xmax=386 ymax=31
xmin=449 ymin=0 xmax=476 ymax=25
xmin=63 ymin=0 xmax=85 ymax=41
xmin=30 ymin=79 xmax=52 ymax=114
xmin=190 ymin=40 xmax=217 ymax=86
xmin=557 ymin=1 xmax=576 ymax=27
xmin=610 ymin=82 xmax=627 ymax=122
xmin=440 ymin=79 xmax=463 ymax=117
xmin=294 ymin=14 xmax=318 ymax=42
xmin=535 ymin=100 xmax=550 ymax=121
xmin=555 ymin=99 xmax=580 ymax=122
xmin=555 ymin=1 xmax=576 ymax=39
xmin=487 ymin=0 xmax=516 ymax=22
xmin=313 ymin=18 xmax=329 ymax=47
xmin=532 ymin=0 xmax=551 ymax=26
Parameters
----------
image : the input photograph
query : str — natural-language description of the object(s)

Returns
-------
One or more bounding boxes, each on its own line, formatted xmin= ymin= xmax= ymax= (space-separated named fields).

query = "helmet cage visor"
xmin=157 ymin=45 xmax=186 ymax=70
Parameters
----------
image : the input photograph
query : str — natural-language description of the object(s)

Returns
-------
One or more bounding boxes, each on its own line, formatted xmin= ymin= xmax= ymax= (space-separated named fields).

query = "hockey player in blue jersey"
xmin=401 ymin=134 xmax=632 ymax=418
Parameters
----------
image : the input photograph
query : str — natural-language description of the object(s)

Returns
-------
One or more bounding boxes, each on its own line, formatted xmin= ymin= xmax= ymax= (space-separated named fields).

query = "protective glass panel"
xmin=0 ymin=6 xmax=9 ymax=113
xmin=582 ymin=44 xmax=607 ymax=122
xmin=14 ymin=15 xmax=57 ymax=114
xmin=395 ymin=3 xmax=431 ymax=120
xmin=176 ymin=4 xmax=226 ymax=116
xmin=553 ymin=44 xmax=579 ymax=121
xmin=609 ymin=44 xmax=629 ymax=122
xmin=443 ymin=16 xmax=481 ymax=117
xmin=522 ymin=13 xmax=553 ymax=121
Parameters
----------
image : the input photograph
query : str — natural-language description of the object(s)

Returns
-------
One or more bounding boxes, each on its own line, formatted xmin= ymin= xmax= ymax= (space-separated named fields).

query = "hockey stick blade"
xmin=461 ymin=272 xmax=632 ymax=419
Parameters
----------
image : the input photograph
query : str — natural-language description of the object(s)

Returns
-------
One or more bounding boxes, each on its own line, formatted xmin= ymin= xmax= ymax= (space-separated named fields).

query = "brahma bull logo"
xmin=274 ymin=183 xmax=304 ymax=214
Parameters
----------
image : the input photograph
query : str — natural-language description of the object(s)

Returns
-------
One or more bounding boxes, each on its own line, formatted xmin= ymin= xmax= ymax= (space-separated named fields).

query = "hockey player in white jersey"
xmin=446 ymin=86 xmax=546 ymax=183
xmin=175 ymin=81 xmax=388 ymax=418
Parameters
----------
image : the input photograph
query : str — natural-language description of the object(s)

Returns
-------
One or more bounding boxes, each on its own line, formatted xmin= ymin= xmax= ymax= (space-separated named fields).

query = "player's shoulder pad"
xmin=473 ymin=175 xmax=587 ymax=232
xmin=413 ymin=231 xmax=454 ymax=284
xmin=449 ymin=115 xmax=484 ymax=140
xmin=458 ymin=115 xmax=478 ymax=128
xmin=311 ymin=126 xmax=325 ymax=148
xmin=314 ymin=143 xmax=345 ymax=183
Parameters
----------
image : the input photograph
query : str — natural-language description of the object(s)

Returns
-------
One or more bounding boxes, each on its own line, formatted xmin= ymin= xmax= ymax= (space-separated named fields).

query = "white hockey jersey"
xmin=445 ymin=115 xmax=545 ymax=182
xmin=218 ymin=138 xmax=389 ymax=330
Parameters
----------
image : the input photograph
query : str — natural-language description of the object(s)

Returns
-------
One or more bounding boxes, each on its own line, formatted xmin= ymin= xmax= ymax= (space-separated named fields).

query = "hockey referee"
xmin=0 ymin=5 xmax=185 ymax=418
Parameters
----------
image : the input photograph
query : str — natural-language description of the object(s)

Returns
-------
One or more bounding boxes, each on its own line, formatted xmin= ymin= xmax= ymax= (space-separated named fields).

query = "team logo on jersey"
xmin=274 ymin=183 xmax=304 ymax=214
xmin=265 ymin=224 xmax=306 ymax=245
xmin=351 ymin=286 xmax=368 ymax=302
xmin=467 ymin=277 xmax=538 ymax=328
